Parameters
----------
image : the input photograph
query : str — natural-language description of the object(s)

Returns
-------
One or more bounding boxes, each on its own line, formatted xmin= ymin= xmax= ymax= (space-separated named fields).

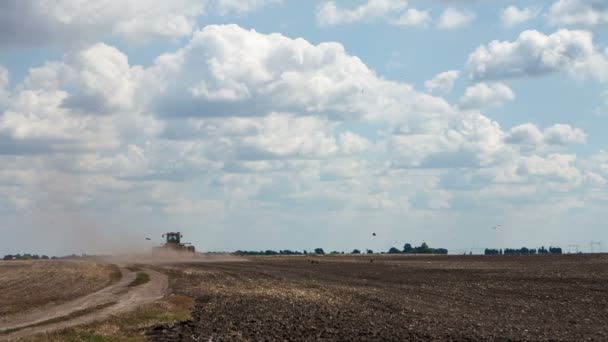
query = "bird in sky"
xmin=145 ymin=237 xmax=151 ymax=240
xmin=372 ymin=233 xmax=376 ymax=237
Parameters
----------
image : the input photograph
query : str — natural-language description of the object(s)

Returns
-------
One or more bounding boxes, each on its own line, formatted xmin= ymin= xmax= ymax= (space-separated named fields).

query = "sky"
xmin=1 ymin=0 xmax=608 ymax=256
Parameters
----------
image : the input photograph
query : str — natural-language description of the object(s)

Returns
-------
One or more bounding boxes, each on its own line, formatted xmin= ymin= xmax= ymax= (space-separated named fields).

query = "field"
xmin=1 ymin=254 xmax=608 ymax=341
xmin=0 ymin=260 xmax=119 ymax=317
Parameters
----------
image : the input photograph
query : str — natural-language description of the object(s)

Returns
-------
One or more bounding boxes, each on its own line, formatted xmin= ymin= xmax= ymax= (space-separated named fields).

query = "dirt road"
xmin=0 ymin=265 xmax=168 ymax=341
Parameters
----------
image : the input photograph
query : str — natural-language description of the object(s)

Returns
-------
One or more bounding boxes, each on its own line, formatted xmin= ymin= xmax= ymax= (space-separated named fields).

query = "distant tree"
xmin=388 ymin=247 xmax=401 ymax=254
xmin=314 ymin=248 xmax=325 ymax=255
xmin=484 ymin=249 xmax=500 ymax=256
xmin=352 ymin=249 xmax=361 ymax=254
xmin=303 ymin=250 xmax=308 ymax=255
xmin=403 ymin=243 xmax=413 ymax=253
xmin=549 ymin=247 xmax=562 ymax=254
xmin=264 ymin=250 xmax=278 ymax=255
xmin=330 ymin=251 xmax=340 ymax=255
xmin=366 ymin=249 xmax=374 ymax=254
xmin=419 ymin=242 xmax=429 ymax=252
xmin=3 ymin=254 xmax=13 ymax=260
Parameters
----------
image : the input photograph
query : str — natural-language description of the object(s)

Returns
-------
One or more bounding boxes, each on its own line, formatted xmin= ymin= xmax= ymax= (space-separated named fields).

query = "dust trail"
xmin=99 ymin=251 xmax=247 ymax=266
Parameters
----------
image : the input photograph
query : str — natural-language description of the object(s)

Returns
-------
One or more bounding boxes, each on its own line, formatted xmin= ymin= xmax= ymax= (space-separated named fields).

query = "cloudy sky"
xmin=1 ymin=0 xmax=607 ymax=255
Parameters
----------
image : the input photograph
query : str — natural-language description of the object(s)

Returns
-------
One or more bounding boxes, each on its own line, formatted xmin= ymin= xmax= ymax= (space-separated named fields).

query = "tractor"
xmin=153 ymin=232 xmax=195 ymax=253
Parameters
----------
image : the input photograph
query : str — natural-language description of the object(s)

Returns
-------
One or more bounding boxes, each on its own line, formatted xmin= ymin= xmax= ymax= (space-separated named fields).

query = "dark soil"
xmin=147 ymin=254 xmax=608 ymax=341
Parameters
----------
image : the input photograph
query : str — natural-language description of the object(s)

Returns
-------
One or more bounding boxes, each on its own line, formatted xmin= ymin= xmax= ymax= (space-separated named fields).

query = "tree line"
xmin=234 ymin=243 xmax=447 ymax=256
xmin=2 ymin=253 xmax=99 ymax=261
xmin=3 ymin=253 xmax=54 ymax=260
xmin=484 ymin=246 xmax=563 ymax=255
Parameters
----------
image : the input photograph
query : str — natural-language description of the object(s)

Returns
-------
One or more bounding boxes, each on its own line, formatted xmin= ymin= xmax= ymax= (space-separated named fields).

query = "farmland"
xmin=1 ymin=254 xmax=608 ymax=341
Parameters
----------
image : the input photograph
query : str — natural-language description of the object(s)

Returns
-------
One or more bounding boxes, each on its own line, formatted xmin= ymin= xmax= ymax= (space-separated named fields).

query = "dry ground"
xmin=0 ymin=260 xmax=119 ymax=317
xmin=2 ymin=254 xmax=608 ymax=341
xmin=148 ymin=254 xmax=608 ymax=341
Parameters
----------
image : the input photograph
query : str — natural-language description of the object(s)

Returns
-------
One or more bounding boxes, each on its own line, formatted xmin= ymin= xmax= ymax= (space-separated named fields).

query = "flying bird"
xmin=372 ymin=233 xmax=376 ymax=237
xmin=145 ymin=237 xmax=151 ymax=240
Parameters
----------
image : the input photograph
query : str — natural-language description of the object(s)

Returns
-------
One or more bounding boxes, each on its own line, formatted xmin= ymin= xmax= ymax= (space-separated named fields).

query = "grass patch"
xmin=1 ymin=302 xmax=117 ymax=335
xmin=128 ymin=272 xmax=150 ymax=288
xmin=24 ymin=295 xmax=195 ymax=342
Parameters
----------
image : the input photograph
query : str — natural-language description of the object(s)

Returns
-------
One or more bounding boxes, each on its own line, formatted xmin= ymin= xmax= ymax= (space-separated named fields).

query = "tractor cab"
xmin=163 ymin=232 xmax=182 ymax=245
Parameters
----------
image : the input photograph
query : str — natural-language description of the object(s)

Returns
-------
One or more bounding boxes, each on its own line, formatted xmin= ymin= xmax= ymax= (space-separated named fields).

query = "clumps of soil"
xmin=146 ymin=255 xmax=608 ymax=341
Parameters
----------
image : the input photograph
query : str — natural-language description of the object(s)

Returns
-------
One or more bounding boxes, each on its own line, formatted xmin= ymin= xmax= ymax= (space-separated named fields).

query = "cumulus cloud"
xmin=0 ymin=0 xmax=279 ymax=47
xmin=0 ymin=42 xmax=164 ymax=156
xmin=316 ymin=0 xmax=429 ymax=27
xmin=0 ymin=0 xmax=204 ymax=45
xmin=424 ymin=70 xmax=460 ymax=94
xmin=517 ymin=154 xmax=581 ymax=183
xmin=339 ymin=131 xmax=370 ymax=155
xmin=437 ymin=8 xmax=475 ymax=30
xmin=467 ymin=29 xmax=595 ymax=81
xmin=392 ymin=8 xmax=432 ymax=27
xmin=505 ymin=123 xmax=586 ymax=149
xmin=548 ymin=0 xmax=608 ymax=27
xmin=504 ymin=123 xmax=544 ymax=148
xmin=543 ymin=124 xmax=587 ymax=145
xmin=213 ymin=0 xmax=281 ymax=15
xmin=459 ymin=82 xmax=515 ymax=109
xmin=501 ymin=6 xmax=540 ymax=28
xmin=1 ymin=20 xmax=604 ymax=248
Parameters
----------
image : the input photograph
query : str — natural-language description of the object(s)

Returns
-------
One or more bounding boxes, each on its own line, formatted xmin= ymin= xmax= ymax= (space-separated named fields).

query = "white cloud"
xmin=467 ymin=29 xmax=595 ymax=81
xmin=504 ymin=123 xmax=544 ymax=148
xmin=548 ymin=0 xmax=608 ymax=27
xmin=543 ymin=124 xmax=587 ymax=145
xmin=392 ymin=8 xmax=432 ymax=27
xmin=316 ymin=0 xmax=407 ymax=26
xmin=1 ymin=21 xmax=604 ymax=252
xmin=459 ymin=82 xmax=515 ymax=109
xmin=517 ymin=154 xmax=581 ymax=183
xmin=0 ymin=0 xmax=279 ymax=47
xmin=505 ymin=123 xmax=586 ymax=149
xmin=437 ymin=8 xmax=475 ymax=30
xmin=424 ymin=70 xmax=460 ymax=94
xmin=0 ymin=0 xmax=205 ymax=45
xmin=339 ymin=131 xmax=370 ymax=155
xmin=213 ymin=0 xmax=281 ymax=15
xmin=316 ymin=0 xmax=429 ymax=27
xmin=501 ymin=6 xmax=540 ymax=28
xmin=0 ymin=42 xmax=164 ymax=155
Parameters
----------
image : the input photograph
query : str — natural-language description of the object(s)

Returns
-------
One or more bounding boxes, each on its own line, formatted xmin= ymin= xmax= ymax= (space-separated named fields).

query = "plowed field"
xmin=148 ymin=254 xmax=608 ymax=341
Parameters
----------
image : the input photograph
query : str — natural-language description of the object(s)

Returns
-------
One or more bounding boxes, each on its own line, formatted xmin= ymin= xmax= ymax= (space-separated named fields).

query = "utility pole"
xmin=567 ymin=244 xmax=580 ymax=254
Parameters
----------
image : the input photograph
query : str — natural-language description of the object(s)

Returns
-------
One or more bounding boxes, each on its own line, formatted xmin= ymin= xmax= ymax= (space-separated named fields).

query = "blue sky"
xmin=1 ymin=0 xmax=607 ymax=256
